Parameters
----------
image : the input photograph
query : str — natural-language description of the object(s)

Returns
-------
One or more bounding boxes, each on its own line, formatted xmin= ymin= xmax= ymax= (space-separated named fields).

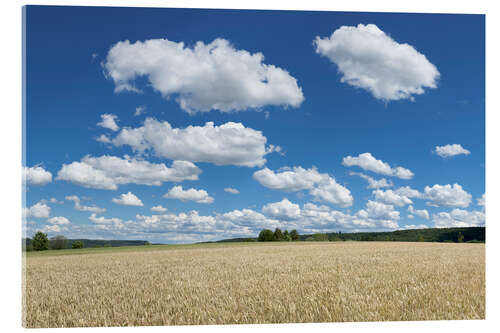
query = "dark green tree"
xmin=258 ymin=229 xmax=274 ymax=242
xmin=312 ymin=233 xmax=329 ymax=241
xmin=290 ymin=229 xmax=299 ymax=241
xmin=32 ymin=231 xmax=49 ymax=251
xmin=72 ymin=240 xmax=84 ymax=249
xmin=283 ymin=230 xmax=291 ymax=241
xmin=50 ymin=235 xmax=68 ymax=250
xmin=457 ymin=232 xmax=465 ymax=243
xmin=273 ymin=228 xmax=284 ymax=241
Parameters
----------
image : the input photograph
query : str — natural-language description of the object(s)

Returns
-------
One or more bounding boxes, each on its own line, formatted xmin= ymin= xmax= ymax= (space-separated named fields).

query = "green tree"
xmin=50 ymin=235 xmax=68 ymax=250
xmin=312 ymin=233 xmax=329 ymax=241
xmin=32 ymin=231 xmax=49 ymax=251
xmin=283 ymin=230 xmax=291 ymax=241
xmin=290 ymin=229 xmax=299 ymax=241
xmin=457 ymin=232 xmax=465 ymax=243
xmin=273 ymin=228 xmax=284 ymax=241
xmin=258 ymin=229 xmax=274 ymax=242
xmin=72 ymin=240 xmax=84 ymax=249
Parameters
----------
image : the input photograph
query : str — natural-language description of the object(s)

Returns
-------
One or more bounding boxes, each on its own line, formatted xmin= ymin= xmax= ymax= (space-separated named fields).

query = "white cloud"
xmin=394 ymin=186 xmax=423 ymax=198
xmin=253 ymin=166 xmax=353 ymax=207
xmin=66 ymin=195 xmax=106 ymax=214
xmin=262 ymin=198 xmax=301 ymax=220
xmin=47 ymin=216 xmax=71 ymax=225
xmin=434 ymin=144 xmax=471 ymax=158
xmin=89 ymin=213 xmax=124 ymax=228
xmin=423 ymin=184 xmax=472 ymax=208
xmin=135 ymin=105 xmax=146 ymax=116
xmin=151 ymin=205 xmax=167 ymax=213
xmin=342 ymin=153 xmax=414 ymax=179
xmin=40 ymin=224 xmax=63 ymax=234
xmin=164 ymin=185 xmax=214 ymax=204
xmin=407 ymin=205 xmax=429 ymax=220
xmin=220 ymin=209 xmax=280 ymax=231
xmin=373 ymin=189 xmax=412 ymax=207
xmin=253 ymin=166 xmax=325 ymax=192
xmin=103 ymin=38 xmax=304 ymax=114
xmin=349 ymin=172 xmax=393 ymax=189
xmin=314 ymin=23 xmax=439 ymax=101
xmin=357 ymin=200 xmax=400 ymax=222
xmin=112 ymin=192 xmax=144 ymax=206
xmin=432 ymin=209 xmax=485 ymax=228
xmin=401 ymin=224 xmax=428 ymax=230
xmin=23 ymin=201 xmax=51 ymax=219
xmin=23 ymin=166 xmax=52 ymax=186
xmin=477 ymin=194 xmax=485 ymax=209
xmin=224 ymin=187 xmax=240 ymax=194
xmin=96 ymin=134 xmax=112 ymax=144
xmin=111 ymin=118 xmax=272 ymax=167
xmin=309 ymin=179 xmax=353 ymax=207
xmin=57 ymin=155 xmax=201 ymax=190
xmin=97 ymin=114 xmax=119 ymax=131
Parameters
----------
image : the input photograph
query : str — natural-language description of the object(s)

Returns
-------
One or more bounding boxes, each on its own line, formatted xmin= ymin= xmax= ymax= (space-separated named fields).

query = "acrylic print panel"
xmin=22 ymin=5 xmax=485 ymax=328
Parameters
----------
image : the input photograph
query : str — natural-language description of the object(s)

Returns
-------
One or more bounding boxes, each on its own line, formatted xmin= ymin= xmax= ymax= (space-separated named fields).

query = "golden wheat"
xmin=23 ymin=241 xmax=484 ymax=327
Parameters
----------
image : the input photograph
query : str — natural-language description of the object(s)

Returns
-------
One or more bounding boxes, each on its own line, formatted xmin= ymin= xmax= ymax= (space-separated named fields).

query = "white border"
xmin=1 ymin=1 xmax=498 ymax=332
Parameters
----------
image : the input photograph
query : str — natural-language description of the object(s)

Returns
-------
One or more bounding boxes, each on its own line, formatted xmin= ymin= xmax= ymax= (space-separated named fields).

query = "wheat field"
xmin=23 ymin=241 xmax=485 ymax=327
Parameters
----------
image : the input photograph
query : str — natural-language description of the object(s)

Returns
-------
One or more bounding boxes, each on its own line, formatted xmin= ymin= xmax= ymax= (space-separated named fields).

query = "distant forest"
xmin=22 ymin=238 xmax=150 ymax=251
xmin=213 ymin=227 xmax=485 ymax=243
xmin=22 ymin=227 xmax=485 ymax=251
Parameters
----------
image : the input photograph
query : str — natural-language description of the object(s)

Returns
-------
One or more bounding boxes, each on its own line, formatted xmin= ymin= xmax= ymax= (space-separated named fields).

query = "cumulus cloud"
xmin=314 ymin=23 xmax=439 ymax=101
xmin=262 ymin=198 xmax=302 ymax=220
xmin=373 ymin=189 xmax=412 ymax=207
xmin=253 ymin=166 xmax=353 ymax=207
xmin=423 ymin=184 xmax=472 ymax=208
xmin=96 ymin=134 xmax=112 ymax=144
xmin=47 ymin=216 xmax=71 ymax=225
xmin=164 ymin=185 xmax=214 ymax=204
xmin=40 ymin=224 xmax=63 ymax=234
xmin=432 ymin=209 xmax=485 ymax=228
xmin=357 ymin=200 xmax=400 ymax=222
xmin=135 ymin=105 xmax=146 ymax=116
xmin=407 ymin=205 xmax=429 ymax=220
xmin=342 ymin=153 xmax=414 ymax=179
xmin=97 ymin=114 xmax=119 ymax=131
xmin=401 ymin=224 xmax=428 ymax=230
xmin=67 ymin=198 xmax=409 ymax=242
xmin=23 ymin=201 xmax=51 ymax=219
xmin=112 ymin=192 xmax=144 ymax=206
xmin=477 ymin=194 xmax=485 ymax=209
xmin=151 ymin=205 xmax=167 ymax=213
xmin=349 ymin=172 xmax=393 ymax=189
xmin=434 ymin=144 xmax=471 ymax=158
xmin=111 ymin=118 xmax=272 ymax=167
xmin=224 ymin=187 xmax=240 ymax=194
xmin=57 ymin=155 xmax=201 ymax=190
xmin=23 ymin=166 xmax=52 ymax=186
xmin=66 ymin=195 xmax=106 ymax=214
xmin=394 ymin=186 xmax=423 ymax=198
xmin=103 ymin=38 xmax=304 ymax=114
xmin=89 ymin=213 xmax=124 ymax=228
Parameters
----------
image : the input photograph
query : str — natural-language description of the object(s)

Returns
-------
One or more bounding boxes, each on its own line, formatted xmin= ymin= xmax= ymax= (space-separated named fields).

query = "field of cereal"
xmin=23 ymin=241 xmax=485 ymax=327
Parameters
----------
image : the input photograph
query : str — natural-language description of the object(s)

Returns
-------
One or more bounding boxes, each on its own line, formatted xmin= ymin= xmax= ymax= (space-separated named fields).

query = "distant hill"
xmin=23 ymin=238 xmax=152 ymax=250
xmin=211 ymin=227 xmax=485 ymax=243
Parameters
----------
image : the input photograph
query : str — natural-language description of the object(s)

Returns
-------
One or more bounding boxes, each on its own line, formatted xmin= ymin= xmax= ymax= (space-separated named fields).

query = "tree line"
xmin=258 ymin=228 xmax=300 ymax=241
xmin=23 ymin=231 xmax=152 ymax=251
xmin=252 ymin=227 xmax=485 ymax=243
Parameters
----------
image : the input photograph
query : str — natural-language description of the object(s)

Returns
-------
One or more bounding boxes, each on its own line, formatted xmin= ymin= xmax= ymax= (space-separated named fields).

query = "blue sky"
xmin=23 ymin=6 xmax=485 ymax=243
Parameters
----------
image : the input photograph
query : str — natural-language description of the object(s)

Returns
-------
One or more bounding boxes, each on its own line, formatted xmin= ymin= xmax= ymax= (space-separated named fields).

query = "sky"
xmin=22 ymin=6 xmax=485 ymax=243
